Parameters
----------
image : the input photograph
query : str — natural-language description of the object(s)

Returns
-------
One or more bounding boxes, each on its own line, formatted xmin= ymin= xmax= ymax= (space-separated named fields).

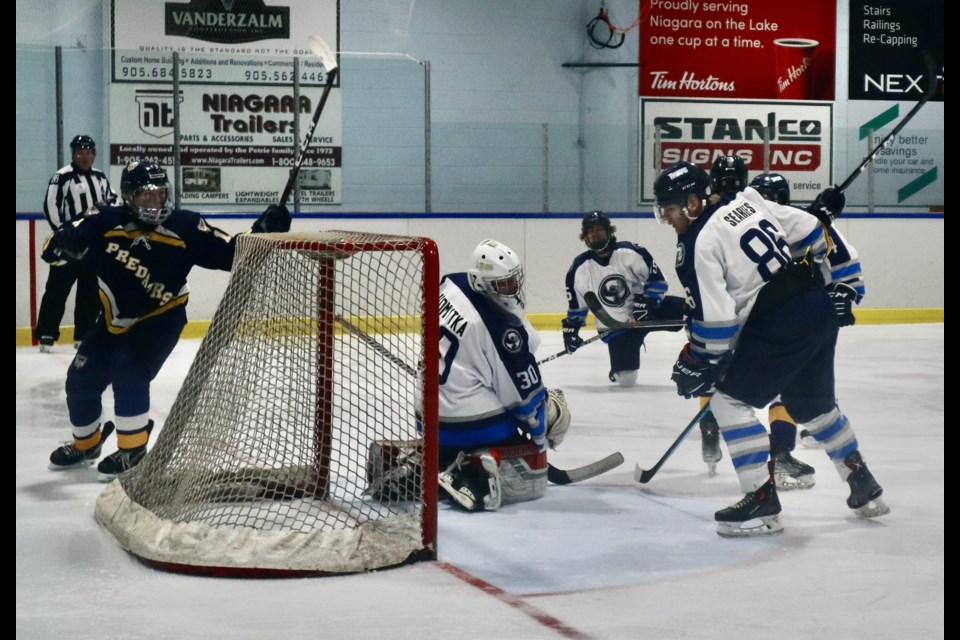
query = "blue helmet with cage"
xmin=709 ymin=155 xmax=748 ymax=196
xmin=749 ymin=172 xmax=791 ymax=205
xmin=121 ymin=160 xmax=171 ymax=225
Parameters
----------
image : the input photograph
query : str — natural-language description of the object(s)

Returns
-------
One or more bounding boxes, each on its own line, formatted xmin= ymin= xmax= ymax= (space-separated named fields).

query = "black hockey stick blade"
xmin=548 ymin=452 xmax=625 ymax=485
xmin=583 ymin=292 xmax=684 ymax=331
xmin=634 ymin=403 xmax=712 ymax=484
xmin=837 ymin=49 xmax=939 ymax=193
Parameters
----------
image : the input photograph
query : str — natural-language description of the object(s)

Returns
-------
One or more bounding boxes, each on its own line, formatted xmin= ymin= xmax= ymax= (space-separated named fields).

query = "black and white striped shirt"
xmin=43 ymin=163 xmax=118 ymax=230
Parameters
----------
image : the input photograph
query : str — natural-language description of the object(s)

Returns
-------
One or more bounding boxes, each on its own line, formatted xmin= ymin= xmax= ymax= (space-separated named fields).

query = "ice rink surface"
xmin=17 ymin=324 xmax=943 ymax=640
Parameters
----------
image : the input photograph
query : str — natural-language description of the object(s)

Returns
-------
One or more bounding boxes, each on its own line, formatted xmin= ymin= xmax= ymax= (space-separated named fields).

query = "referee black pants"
xmin=34 ymin=261 xmax=100 ymax=343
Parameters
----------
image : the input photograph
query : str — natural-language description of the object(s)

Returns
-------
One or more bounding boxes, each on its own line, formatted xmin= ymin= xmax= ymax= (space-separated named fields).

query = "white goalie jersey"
xmin=437 ymin=273 xmax=546 ymax=451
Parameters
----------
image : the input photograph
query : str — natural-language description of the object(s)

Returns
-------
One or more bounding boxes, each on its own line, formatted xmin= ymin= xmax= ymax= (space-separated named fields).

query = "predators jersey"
xmin=41 ymin=205 xmax=236 ymax=335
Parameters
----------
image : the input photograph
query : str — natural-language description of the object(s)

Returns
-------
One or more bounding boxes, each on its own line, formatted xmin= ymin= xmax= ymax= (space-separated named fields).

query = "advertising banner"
xmin=109 ymin=0 xmax=340 ymax=207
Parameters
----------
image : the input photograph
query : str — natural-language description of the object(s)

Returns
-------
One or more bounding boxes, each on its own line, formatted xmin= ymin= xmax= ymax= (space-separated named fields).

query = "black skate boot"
xmin=48 ymin=421 xmax=116 ymax=470
xmin=771 ymin=446 xmax=816 ymax=490
xmin=700 ymin=411 xmax=722 ymax=476
xmin=715 ymin=478 xmax=783 ymax=537
xmin=843 ymin=451 xmax=890 ymax=518
xmin=97 ymin=420 xmax=154 ymax=482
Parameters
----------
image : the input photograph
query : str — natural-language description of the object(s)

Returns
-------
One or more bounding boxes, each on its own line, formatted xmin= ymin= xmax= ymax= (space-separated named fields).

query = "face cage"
xmin=129 ymin=184 xmax=172 ymax=225
xmin=488 ymin=272 xmax=526 ymax=311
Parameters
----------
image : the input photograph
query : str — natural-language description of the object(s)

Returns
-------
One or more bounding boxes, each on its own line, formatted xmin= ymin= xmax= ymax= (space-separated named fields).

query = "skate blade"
xmin=852 ymin=497 xmax=891 ymax=519
xmin=706 ymin=461 xmax=718 ymax=477
xmin=774 ymin=473 xmax=815 ymax=491
xmin=48 ymin=459 xmax=96 ymax=471
xmin=716 ymin=515 xmax=784 ymax=538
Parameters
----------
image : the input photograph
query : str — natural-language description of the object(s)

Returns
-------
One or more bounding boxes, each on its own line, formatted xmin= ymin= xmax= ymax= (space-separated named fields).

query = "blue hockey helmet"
xmin=121 ymin=160 xmax=171 ymax=225
xmin=580 ymin=210 xmax=617 ymax=253
xmin=653 ymin=162 xmax=710 ymax=223
xmin=709 ymin=155 xmax=748 ymax=196
xmin=749 ymin=172 xmax=791 ymax=205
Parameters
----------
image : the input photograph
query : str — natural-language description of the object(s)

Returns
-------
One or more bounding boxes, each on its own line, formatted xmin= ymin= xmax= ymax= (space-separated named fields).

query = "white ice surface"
xmin=17 ymin=324 xmax=944 ymax=639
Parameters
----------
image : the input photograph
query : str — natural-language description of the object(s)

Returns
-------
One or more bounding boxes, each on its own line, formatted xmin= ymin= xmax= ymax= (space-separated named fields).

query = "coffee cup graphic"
xmin=774 ymin=38 xmax=818 ymax=99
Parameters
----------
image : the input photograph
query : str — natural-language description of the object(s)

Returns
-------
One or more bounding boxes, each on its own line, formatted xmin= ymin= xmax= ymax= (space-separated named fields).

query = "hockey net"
xmin=95 ymin=231 xmax=440 ymax=576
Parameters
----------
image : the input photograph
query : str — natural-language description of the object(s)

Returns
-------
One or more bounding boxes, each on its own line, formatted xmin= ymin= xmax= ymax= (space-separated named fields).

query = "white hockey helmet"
xmin=467 ymin=239 xmax=526 ymax=316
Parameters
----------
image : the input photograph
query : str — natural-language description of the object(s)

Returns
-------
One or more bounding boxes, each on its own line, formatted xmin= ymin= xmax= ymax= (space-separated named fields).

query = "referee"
xmin=35 ymin=135 xmax=117 ymax=351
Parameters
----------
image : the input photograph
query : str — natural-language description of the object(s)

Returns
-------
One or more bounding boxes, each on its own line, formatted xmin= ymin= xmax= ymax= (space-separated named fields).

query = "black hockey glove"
xmin=561 ymin=317 xmax=584 ymax=353
xmin=671 ymin=344 xmax=718 ymax=399
xmin=808 ymin=186 xmax=845 ymax=221
xmin=631 ymin=294 xmax=660 ymax=323
xmin=252 ymin=204 xmax=291 ymax=233
xmin=54 ymin=225 xmax=89 ymax=261
xmin=826 ymin=282 xmax=858 ymax=327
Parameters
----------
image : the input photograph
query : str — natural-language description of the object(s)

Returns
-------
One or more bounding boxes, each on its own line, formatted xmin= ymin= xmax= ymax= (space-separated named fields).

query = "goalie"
xmin=435 ymin=239 xmax=570 ymax=512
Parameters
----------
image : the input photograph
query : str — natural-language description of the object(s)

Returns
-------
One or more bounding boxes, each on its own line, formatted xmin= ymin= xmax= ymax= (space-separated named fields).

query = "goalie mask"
xmin=121 ymin=160 xmax=172 ymax=226
xmin=468 ymin=239 xmax=526 ymax=317
xmin=580 ymin=210 xmax=617 ymax=254
xmin=749 ymin=172 xmax=791 ymax=205
xmin=653 ymin=161 xmax=710 ymax=224
xmin=709 ymin=155 xmax=748 ymax=196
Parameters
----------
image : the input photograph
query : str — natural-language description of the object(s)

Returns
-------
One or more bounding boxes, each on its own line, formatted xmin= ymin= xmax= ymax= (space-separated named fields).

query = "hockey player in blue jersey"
xmin=44 ymin=160 xmax=291 ymax=481
xmin=653 ymin=161 xmax=888 ymax=537
xmin=562 ymin=210 xmax=684 ymax=388
xmin=436 ymin=239 xmax=570 ymax=511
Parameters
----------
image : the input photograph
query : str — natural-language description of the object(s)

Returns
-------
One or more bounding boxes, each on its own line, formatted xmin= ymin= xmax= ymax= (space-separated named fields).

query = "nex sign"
xmin=863 ymin=73 xmax=924 ymax=94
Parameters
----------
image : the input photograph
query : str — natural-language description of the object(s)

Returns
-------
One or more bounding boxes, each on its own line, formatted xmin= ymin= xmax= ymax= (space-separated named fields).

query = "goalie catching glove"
xmin=631 ymin=294 xmax=660 ymax=323
xmin=561 ymin=317 xmax=584 ymax=353
xmin=671 ymin=344 xmax=721 ymax=399
xmin=826 ymin=282 xmax=858 ymax=327
xmin=251 ymin=204 xmax=291 ymax=233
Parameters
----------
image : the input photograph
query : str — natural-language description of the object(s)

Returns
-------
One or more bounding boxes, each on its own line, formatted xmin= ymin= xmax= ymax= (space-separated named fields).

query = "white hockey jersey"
xmin=437 ymin=273 xmax=546 ymax=451
xmin=564 ymin=241 xmax=669 ymax=331
xmin=676 ymin=187 xmax=829 ymax=361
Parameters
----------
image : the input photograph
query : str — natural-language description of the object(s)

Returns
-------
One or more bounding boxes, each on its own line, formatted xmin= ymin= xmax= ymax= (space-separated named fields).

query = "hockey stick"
xmin=583 ymin=292 xmax=685 ymax=331
xmin=548 ymin=451 xmax=625 ymax=485
xmin=278 ymin=35 xmax=340 ymax=207
xmin=634 ymin=402 xmax=711 ymax=484
xmin=837 ymin=50 xmax=939 ymax=193
xmin=335 ymin=313 xmax=418 ymax=376
xmin=536 ymin=333 xmax=604 ymax=365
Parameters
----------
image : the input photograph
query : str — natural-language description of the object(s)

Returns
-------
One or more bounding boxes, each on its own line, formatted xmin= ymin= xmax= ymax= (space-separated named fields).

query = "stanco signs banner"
xmin=639 ymin=99 xmax=833 ymax=203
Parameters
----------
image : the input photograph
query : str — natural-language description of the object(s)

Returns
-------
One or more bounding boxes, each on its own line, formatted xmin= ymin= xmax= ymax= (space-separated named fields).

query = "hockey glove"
xmin=826 ymin=282 xmax=858 ymax=327
xmin=561 ymin=317 xmax=584 ymax=353
xmin=252 ymin=204 xmax=291 ymax=233
xmin=54 ymin=225 xmax=89 ymax=261
xmin=671 ymin=344 xmax=718 ymax=399
xmin=631 ymin=294 xmax=660 ymax=323
xmin=809 ymin=186 xmax=845 ymax=221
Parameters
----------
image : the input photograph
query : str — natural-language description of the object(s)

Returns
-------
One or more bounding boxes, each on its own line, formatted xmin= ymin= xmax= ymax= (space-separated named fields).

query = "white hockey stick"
xmin=278 ymin=35 xmax=340 ymax=207
xmin=548 ymin=452 xmax=625 ymax=485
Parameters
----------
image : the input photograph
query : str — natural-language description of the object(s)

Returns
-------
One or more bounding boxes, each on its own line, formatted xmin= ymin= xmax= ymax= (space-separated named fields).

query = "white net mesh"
xmin=95 ymin=231 xmax=439 ymax=575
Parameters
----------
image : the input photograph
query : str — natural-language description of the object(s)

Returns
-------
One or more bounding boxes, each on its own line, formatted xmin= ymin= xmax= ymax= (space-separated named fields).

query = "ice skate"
xmin=700 ymin=412 xmax=722 ymax=476
xmin=772 ymin=447 xmax=816 ymax=490
xmin=843 ymin=451 xmax=890 ymax=519
xmin=48 ymin=421 xmax=115 ymax=470
xmin=97 ymin=420 xmax=153 ymax=482
xmin=715 ymin=479 xmax=783 ymax=537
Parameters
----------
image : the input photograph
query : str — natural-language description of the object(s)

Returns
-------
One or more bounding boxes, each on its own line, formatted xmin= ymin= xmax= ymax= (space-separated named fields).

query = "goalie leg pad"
xmin=545 ymin=388 xmax=571 ymax=450
xmin=438 ymin=444 xmax=547 ymax=511
xmin=366 ymin=439 xmax=423 ymax=501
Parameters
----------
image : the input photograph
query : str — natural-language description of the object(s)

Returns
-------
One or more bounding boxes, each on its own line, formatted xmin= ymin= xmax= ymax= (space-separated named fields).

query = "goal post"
xmin=95 ymin=231 xmax=440 ymax=577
